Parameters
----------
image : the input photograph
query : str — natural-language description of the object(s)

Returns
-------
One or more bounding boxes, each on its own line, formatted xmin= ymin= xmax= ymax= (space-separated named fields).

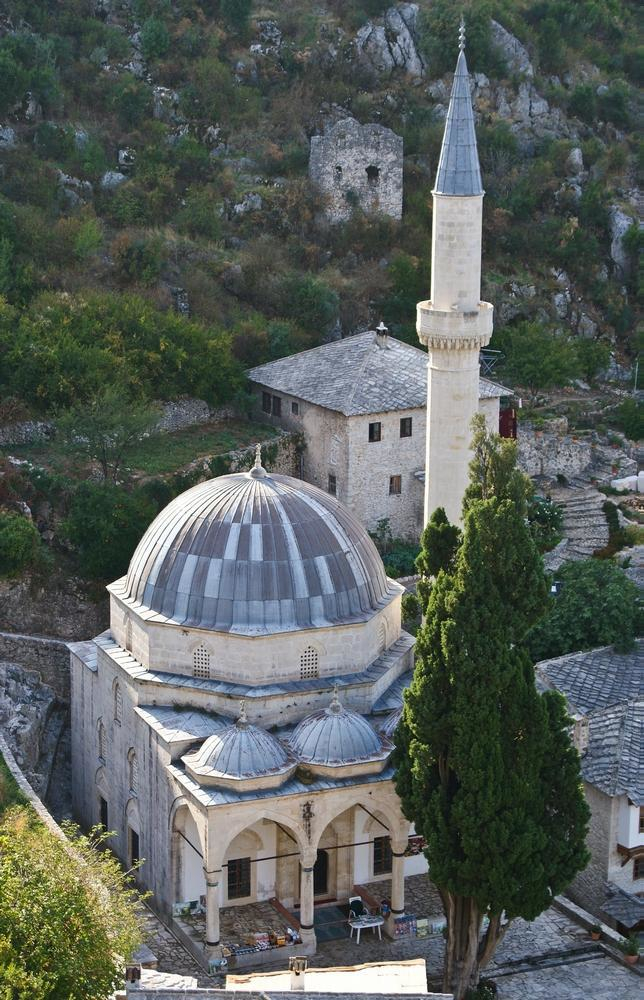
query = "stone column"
xmin=204 ymin=866 xmax=222 ymax=949
xmin=298 ymin=850 xmax=317 ymax=952
xmin=384 ymin=837 xmax=407 ymax=939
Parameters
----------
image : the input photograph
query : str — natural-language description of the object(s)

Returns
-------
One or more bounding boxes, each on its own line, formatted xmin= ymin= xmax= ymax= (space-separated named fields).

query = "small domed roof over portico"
xmin=183 ymin=702 xmax=296 ymax=790
xmin=289 ymin=688 xmax=392 ymax=773
xmin=112 ymin=450 xmax=396 ymax=636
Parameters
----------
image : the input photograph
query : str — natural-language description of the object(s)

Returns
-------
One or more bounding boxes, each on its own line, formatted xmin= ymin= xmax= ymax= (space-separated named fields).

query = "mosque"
xmin=70 ymin=34 xmax=493 ymax=967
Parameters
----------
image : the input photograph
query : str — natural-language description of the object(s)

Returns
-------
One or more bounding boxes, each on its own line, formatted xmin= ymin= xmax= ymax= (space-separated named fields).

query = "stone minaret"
xmin=417 ymin=23 xmax=493 ymax=526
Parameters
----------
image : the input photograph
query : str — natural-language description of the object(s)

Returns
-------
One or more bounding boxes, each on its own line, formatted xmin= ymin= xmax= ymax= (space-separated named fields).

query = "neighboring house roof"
xmin=580 ymin=698 xmax=643 ymax=804
xmin=601 ymin=885 xmax=644 ymax=929
xmin=248 ymin=331 xmax=509 ymax=416
xmin=535 ymin=642 xmax=643 ymax=717
xmin=536 ymin=642 xmax=644 ymax=803
xmin=433 ymin=47 xmax=484 ymax=197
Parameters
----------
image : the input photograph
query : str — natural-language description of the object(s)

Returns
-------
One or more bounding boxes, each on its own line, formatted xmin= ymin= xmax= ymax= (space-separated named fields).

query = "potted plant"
xmin=618 ymin=936 xmax=639 ymax=965
xmin=590 ymin=923 xmax=601 ymax=941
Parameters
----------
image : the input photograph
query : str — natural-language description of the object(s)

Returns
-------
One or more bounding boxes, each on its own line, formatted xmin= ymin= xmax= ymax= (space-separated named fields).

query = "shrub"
xmin=612 ymin=398 xmax=644 ymax=441
xmin=74 ymin=217 xmax=103 ymax=260
xmin=63 ymin=483 xmax=155 ymax=580
xmin=526 ymin=558 xmax=639 ymax=661
xmin=176 ymin=185 xmax=222 ymax=240
xmin=109 ymin=74 xmax=151 ymax=128
xmin=569 ymin=84 xmax=597 ymax=123
xmin=418 ymin=0 xmax=506 ymax=78
xmin=220 ymin=0 xmax=253 ymax=34
xmin=492 ymin=322 xmax=580 ymax=393
xmin=277 ymin=273 xmax=339 ymax=335
xmin=140 ymin=16 xmax=171 ymax=61
xmin=0 ymin=513 xmax=41 ymax=576
xmin=112 ymin=233 xmax=165 ymax=285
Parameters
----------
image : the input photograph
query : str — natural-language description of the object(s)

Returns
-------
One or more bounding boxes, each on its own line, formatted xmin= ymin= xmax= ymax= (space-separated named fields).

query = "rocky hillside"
xmin=0 ymin=0 xmax=640 ymax=401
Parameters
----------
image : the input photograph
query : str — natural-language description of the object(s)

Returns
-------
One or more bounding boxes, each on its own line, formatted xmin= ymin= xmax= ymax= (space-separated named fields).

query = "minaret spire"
xmin=416 ymin=25 xmax=494 ymax=526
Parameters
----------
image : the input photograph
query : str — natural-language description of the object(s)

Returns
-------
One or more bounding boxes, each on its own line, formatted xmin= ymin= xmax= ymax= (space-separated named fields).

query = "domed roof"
xmin=289 ymin=688 xmax=388 ymax=766
xmin=113 ymin=449 xmax=395 ymax=635
xmin=183 ymin=702 xmax=294 ymax=788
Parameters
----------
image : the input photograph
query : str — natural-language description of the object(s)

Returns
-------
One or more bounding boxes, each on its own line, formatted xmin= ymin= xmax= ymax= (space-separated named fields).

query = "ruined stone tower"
xmin=417 ymin=26 xmax=493 ymax=526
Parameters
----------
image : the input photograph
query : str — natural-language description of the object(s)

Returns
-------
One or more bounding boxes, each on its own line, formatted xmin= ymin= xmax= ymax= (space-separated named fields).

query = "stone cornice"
xmin=416 ymin=299 xmax=494 ymax=352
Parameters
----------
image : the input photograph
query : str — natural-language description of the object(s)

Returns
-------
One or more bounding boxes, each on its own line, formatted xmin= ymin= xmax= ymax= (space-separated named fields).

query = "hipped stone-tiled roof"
xmin=248 ymin=331 xmax=508 ymax=417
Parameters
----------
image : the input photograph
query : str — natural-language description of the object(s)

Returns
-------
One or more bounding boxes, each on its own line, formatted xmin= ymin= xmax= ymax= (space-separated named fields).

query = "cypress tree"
xmin=395 ymin=422 xmax=589 ymax=999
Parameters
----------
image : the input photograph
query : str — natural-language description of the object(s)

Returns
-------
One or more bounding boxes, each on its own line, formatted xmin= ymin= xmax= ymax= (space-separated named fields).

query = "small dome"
xmin=289 ymin=688 xmax=386 ymax=766
xmin=183 ymin=703 xmax=295 ymax=789
xmin=114 ymin=456 xmax=394 ymax=636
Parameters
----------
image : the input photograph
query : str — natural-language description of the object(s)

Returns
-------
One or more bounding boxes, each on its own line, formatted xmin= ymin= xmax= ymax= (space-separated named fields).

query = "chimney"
xmin=289 ymin=955 xmax=307 ymax=992
xmin=375 ymin=320 xmax=389 ymax=349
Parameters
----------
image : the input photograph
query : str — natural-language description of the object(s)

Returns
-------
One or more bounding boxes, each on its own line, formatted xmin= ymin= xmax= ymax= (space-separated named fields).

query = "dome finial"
xmin=249 ymin=442 xmax=267 ymax=479
xmin=459 ymin=15 xmax=466 ymax=52
xmin=237 ymin=698 xmax=248 ymax=728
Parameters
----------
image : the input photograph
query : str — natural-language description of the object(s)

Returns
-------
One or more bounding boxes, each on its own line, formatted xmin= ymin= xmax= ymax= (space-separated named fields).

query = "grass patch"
xmin=0 ymin=753 xmax=28 ymax=817
xmin=3 ymin=419 xmax=279 ymax=479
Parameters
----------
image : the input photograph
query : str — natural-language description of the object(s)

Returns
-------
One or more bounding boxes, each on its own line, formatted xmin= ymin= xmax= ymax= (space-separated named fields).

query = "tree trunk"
xmin=441 ymin=890 xmax=482 ymax=1000
xmin=478 ymin=912 xmax=511 ymax=968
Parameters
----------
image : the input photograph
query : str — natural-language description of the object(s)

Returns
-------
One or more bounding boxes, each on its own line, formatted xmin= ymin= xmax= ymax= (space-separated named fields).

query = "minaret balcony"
xmin=416 ymin=299 xmax=493 ymax=351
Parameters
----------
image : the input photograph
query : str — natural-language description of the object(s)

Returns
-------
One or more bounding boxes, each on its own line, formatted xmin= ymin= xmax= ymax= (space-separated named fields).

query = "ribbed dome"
xmin=289 ymin=689 xmax=386 ymax=766
xmin=114 ymin=458 xmax=393 ymax=635
xmin=183 ymin=704 xmax=294 ymax=788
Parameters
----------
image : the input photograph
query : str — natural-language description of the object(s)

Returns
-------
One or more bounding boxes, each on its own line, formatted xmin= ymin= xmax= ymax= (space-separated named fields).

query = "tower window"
xmin=373 ymin=836 xmax=392 ymax=875
xmin=300 ymin=646 xmax=319 ymax=679
xmin=228 ymin=857 xmax=251 ymax=899
xmin=114 ymin=683 xmax=123 ymax=724
xmin=328 ymin=474 xmax=337 ymax=496
xmin=400 ymin=417 xmax=412 ymax=438
xmin=193 ymin=645 xmax=211 ymax=679
xmin=366 ymin=165 xmax=380 ymax=186
xmin=389 ymin=475 xmax=402 ymax=496
xmin=334 ymin=165 xmax=343 ymax=184
xmin=262 ymin=391 xmax=271 ymax=413
xmin=368 ymin=422 xmax=381 ymax=442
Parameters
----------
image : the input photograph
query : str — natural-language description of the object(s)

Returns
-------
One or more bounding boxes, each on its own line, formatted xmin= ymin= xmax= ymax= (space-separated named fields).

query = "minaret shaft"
xmin=418 ymin=39 xmax=493 ymax=527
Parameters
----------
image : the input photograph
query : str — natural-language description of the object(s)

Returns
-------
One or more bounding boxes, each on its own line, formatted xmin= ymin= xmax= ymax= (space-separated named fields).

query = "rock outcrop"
xmin=354 ymin=3 xmax=425 ymax=78
xmin=490 ymin=20 xmax=534 ymax=77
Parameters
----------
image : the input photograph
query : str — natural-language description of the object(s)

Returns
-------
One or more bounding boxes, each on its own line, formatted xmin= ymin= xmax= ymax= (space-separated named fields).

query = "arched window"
xmin=97 ymin=720 xmax=106 ymax=762
xmin=114 ymin=682 xmax=123 ymax=724
xmin=334 ymin=164 xmax=343 ymax=184
xmin=125 ymin=616 xmax=132 ymax=652
xmin=300 ymin=646 xmax=319 ymax=679
xmin=366 ymin=164 xmax=380 ymax=186
xmin=378 ymin=621 xmax=387 ymax=654
xmin=193 ymin=644 xmax=211 ymax=679
xmin=128 ymin=749 xmax=138 ymax=796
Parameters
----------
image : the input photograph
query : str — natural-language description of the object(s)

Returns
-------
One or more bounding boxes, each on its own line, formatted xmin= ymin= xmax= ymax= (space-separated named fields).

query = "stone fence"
xmin=0 ymin=732 xmax=68 ymax=840
xmin=0 ymin=631 xmax=70 ymax=701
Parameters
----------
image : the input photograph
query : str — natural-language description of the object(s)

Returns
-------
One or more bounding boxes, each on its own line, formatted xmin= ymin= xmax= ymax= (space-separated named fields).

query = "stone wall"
xmin=0 ymin=631 xmax=70 ymax=700
xmin=517 ymin=419 xmax=594 ymax=479
xmin=155 ymin=400 xmax=236 ymax=434
xmin=0 ymin=419 xmax=54 ymax=446
xmin=309 ymin=119 xmax=403 ymax=223
xmin=567 ymin=782 xmax=612 ymax=916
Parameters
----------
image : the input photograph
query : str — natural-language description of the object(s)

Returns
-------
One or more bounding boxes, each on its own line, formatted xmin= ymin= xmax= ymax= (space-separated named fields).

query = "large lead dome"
xmin=116 ymin=461 xmax=394 ymax=635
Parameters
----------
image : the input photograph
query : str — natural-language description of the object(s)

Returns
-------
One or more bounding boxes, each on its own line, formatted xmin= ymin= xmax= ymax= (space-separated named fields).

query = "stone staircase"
xmin=545 ymin=484 xmax=610 ymax=569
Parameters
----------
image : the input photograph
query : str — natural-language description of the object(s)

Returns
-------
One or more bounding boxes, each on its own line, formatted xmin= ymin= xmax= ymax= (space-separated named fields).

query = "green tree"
xmin=220 ymin=0 xmax=253 ymax=34
xmin=57 ymin=385 xmax=161 ymax=482
xmin=0 ymin=512 xmax=41 ymax=576
xmin=492 ymin=322 xmax=580 ymax=394
xmin=415 ymin=507 xmax=462 ymax=610
xmin=395 ymin=424 xmax=589 ymax=999
xmin=63 ymin=483 xmax=155 ymax=579
xmin=526 ymin=558 xmax=639 ymax=660
xmin=0 ymin=807 xmax=143 ymax=1000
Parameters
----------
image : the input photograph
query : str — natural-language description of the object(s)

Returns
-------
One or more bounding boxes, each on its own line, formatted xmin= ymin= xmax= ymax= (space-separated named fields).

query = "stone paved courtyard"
xmin=139 ymin=881 xmax=641 ymax=997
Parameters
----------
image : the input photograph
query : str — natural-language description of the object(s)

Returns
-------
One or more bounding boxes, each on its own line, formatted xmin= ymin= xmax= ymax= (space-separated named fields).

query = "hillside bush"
xmin=63 ymin=483 xmax=155 ymax=580
xmin=0 ymin=513 xmax=41 ymax=576
xmin=492 ymin=322 xmax=580 ymax=393
xmin=0 ymin=291 xmax=245 ymax=411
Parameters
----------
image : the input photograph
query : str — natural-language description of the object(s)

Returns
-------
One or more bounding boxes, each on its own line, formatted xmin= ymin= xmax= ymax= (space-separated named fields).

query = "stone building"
xmin=536 ymin=643 xmax=644 ymax=934
xmin=71 ymin=452 xmax=426 ymax=968
xmin=248 ymin=329 xmax=507 ymax=540
xmin=309 ymin=119 xmax=403 ymax=223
